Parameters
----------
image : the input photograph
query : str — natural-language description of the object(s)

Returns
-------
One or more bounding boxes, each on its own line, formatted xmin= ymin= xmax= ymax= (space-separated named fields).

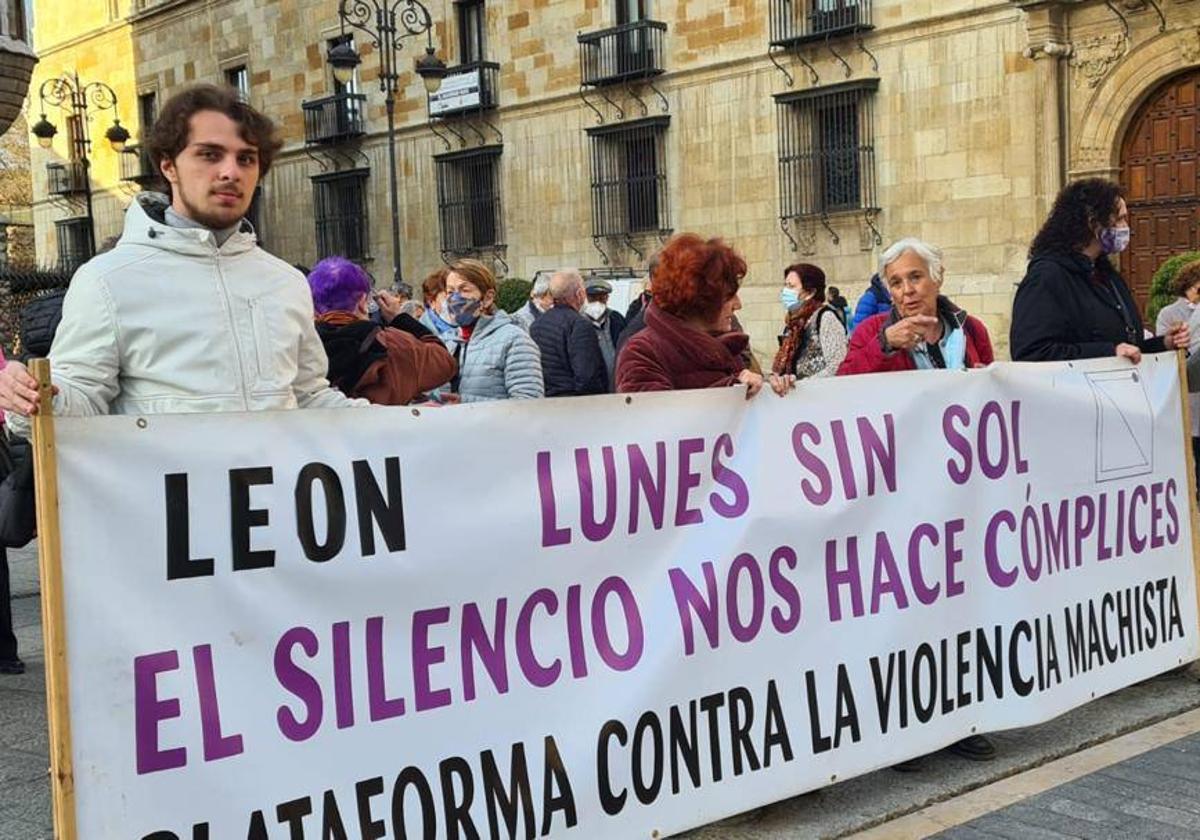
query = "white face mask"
xmin=581 ymin=301 xmax=607 ymax=321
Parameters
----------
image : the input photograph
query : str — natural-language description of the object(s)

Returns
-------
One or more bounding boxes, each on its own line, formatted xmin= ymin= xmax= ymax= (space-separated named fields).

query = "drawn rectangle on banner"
xmin=1088 ymin=368 xmax=1154 ymax=481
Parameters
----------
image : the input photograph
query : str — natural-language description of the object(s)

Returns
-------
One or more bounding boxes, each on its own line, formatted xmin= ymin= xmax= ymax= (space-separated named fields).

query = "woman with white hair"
xmin=838 ymin=238 xmax=994 ymax=375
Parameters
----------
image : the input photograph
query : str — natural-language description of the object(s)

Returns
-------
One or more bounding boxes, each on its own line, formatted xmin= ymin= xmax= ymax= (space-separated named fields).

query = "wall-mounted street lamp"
xmin=30 ymin=72 xmax=129 ymax=257
xmin=329 ymin=0 xmax=448 ymax=284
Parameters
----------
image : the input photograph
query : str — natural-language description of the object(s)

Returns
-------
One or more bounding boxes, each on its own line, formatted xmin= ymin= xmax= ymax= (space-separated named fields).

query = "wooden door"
xmin=1121 ymin=70 xmax=1200 ymax=312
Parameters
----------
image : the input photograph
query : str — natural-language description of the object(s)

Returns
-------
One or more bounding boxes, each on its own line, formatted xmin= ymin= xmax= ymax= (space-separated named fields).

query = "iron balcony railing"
xmin=302 ymin=92 xmax=367 ymax=145
xmin=46 ymin=162 xmax=88 ymax=196
xmin=119 ymin=145 xmax=157 ymax=186
xmin=427 ymin=61 xmax=500 ymax=118
xmin=770 ymin=0 xmax=873 ymax=48
xmin=578 ymin=19 xmax=667 ymax=88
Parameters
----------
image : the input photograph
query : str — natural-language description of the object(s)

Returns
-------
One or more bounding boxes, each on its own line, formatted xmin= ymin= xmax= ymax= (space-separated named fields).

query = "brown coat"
xmin=316 ymin=311 xmax=457 ymax=405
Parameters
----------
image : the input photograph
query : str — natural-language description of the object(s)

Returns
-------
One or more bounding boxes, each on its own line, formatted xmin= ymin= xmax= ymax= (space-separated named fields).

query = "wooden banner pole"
xmin=1175 ymin=350 xmax=1200 ymax=650
xmin=30 ymin=358 xmax=76 ymax=839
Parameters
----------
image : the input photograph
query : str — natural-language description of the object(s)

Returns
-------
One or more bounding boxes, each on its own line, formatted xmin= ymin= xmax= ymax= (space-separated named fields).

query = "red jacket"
xmin=838 ymin=310 xmax=994 ymax=376
xmin=616 ymin=304 xmax=748 ymax=392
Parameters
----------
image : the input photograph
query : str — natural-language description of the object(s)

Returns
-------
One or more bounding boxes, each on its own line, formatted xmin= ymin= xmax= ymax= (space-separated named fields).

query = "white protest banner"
xmin=42 ymin=353 xmax=1200 ymax=839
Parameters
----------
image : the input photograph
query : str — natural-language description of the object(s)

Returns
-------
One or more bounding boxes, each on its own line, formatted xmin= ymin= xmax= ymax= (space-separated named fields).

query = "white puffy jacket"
xmin=11 ymin=194 xmax=360 ymax=435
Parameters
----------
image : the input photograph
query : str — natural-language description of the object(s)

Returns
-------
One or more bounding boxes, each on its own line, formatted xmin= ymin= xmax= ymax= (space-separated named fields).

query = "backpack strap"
xmin=357 ymin=326 xmax=383 ymax=354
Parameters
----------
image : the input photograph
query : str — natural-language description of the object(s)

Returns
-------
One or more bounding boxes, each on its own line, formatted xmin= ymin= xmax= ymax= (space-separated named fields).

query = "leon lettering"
xmin=164 ymin=457 xmax=406 ymax=580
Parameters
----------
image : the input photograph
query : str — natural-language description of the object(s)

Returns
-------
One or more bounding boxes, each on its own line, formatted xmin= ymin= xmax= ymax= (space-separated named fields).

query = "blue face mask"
xmin=780 ymin=287 xmax=801 ymax=310
xmin=446 ymin=292 xmax=482 ymax=327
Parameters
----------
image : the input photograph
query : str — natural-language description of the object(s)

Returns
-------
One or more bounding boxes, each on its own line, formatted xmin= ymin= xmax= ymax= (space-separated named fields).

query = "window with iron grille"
xmin=55 ymin=218 xmax=94 ymax=270
xmin=769 ymin=0 xmax=872 ymax=47
xmin=585 ymin=116 xmax=670 ymax=238
xmin=312 ymin=169 xmax=371 ymax=261
xmin=435 ymin=146 xmax=503 ymax=255
xmin=775 ymin=79 xmax=878 ymax=220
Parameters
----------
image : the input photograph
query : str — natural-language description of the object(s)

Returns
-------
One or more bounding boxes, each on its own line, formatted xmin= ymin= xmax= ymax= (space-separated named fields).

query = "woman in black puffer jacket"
xmin=1011 ymin=178 xmax=1189 ymax=363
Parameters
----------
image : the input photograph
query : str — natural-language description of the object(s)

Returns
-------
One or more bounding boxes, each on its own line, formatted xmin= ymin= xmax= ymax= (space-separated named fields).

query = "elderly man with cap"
xmin=529 ymin=269 xmax=609 ymax=397
xmin=582 ymin=276 xmax=626 ymax=389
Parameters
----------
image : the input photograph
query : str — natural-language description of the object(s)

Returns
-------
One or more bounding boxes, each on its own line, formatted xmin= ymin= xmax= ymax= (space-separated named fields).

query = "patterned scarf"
xmin=772 ymin=298 xmax=822 ymax=375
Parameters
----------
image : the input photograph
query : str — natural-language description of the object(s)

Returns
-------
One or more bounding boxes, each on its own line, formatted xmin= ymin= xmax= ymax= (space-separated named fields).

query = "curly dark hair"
xmin=1029 ymin=178 xmax=1124 ymax=258
xmin=144 ymin=84 xmax=282 ymax=196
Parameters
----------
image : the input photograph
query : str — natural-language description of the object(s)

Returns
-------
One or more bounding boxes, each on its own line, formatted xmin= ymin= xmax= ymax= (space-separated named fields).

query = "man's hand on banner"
xmin=0 ymin=360 xmax=54 ymax=415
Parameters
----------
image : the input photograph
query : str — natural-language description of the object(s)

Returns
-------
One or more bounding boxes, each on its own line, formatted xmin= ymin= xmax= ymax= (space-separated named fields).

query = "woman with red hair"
xmin=616 ymin=234 xmax=792 ymax=397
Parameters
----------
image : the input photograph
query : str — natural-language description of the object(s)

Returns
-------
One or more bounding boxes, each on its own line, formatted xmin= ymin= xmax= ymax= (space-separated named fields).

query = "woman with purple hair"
xmin=307 ymin=257 xmax=456 ymax=404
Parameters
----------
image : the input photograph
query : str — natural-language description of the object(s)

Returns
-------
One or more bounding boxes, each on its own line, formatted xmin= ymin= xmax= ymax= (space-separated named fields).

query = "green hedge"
xmin=497 ymin=277 xmax=532 ymax=314
xmin=1147 ymin=252 xmax=1200 ymax=327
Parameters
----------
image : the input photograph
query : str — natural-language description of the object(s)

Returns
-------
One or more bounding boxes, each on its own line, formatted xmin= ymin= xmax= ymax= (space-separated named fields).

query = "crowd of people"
xmin=0 ymin=85 xmax=1194 ymax=774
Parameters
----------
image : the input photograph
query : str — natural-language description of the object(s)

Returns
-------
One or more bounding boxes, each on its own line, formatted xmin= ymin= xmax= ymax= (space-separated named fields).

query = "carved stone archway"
xmin=1117 ymin=68 xmax=1200 ymax=309
xmin=1071 ymin=26 xmax=1200 ymax=179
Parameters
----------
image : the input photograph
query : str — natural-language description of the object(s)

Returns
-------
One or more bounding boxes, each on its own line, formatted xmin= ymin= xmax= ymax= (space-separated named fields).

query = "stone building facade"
xmin=27 ymin=0 xmax=1200 ymax=359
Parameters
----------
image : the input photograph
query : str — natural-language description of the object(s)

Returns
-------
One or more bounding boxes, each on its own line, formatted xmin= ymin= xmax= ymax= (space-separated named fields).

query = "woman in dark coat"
xmin=616 ymin=234 xmax=792 ymax=398
xmin=1011 ymin=178 xmax=1188 ymax=363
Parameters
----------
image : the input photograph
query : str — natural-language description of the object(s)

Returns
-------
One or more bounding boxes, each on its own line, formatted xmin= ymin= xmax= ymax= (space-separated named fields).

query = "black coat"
xmin=1010 ymin=251 xmax=1165 ymax=362
xmin=530 ymin=304 xmax=608 ymax=396
xmin=625 ymin=292 xmax=650 ymax=323
xmin=616 ymin=307 xmax=646 ymax=357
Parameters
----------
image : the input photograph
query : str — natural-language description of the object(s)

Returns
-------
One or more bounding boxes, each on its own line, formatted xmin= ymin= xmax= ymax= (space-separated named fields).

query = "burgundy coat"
xmin=616 ymin=303 xmax=748 ymax=392
xmin=838 ymin=308 xmax=994 ymax=376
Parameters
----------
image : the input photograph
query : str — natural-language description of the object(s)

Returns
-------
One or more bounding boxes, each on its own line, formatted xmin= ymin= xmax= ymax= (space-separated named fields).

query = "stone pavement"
xmin=0 ymin=543 xmax=49 ymax=840
xmin=1 ymin=543 xmax=1199 ymax=839
xmin=930 ymin=729 xmax=1200 ymax=840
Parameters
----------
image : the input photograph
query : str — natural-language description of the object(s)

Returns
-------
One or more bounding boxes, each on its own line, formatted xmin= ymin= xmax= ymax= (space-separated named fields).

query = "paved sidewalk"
xmin=2 ymin=542 xmax=1199 ymax=839
xmin=0 ymin=542 xmax=50 ymax=840
xmin=932 ymin=728 xmax=1200 ymax=839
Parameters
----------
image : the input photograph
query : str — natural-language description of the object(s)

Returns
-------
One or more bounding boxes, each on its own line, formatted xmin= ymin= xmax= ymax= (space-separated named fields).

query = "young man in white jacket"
xmin=0 ymin=84 xmax=363 ymax=428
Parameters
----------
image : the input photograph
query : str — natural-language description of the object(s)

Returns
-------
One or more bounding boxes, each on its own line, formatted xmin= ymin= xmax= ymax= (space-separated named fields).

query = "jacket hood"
xmin=121 ymin=192 xmax=258 ymax=257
